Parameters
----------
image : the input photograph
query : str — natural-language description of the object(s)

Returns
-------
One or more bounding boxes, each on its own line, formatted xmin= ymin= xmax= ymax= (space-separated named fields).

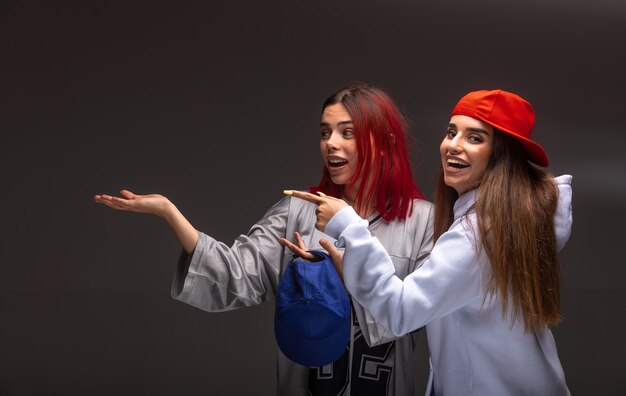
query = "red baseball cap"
xmin=451 ymin=90 xmax=549 ymax=167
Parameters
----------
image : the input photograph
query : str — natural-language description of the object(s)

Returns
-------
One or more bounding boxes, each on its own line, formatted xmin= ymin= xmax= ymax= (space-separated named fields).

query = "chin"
xmin=443 ymin=176 xmax=456 ymax=189
xmin=330 ymin=176 xmax=348 ymax=186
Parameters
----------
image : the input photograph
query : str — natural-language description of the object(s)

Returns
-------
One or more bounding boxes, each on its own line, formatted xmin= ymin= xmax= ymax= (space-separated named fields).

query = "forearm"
xmin=171 ymin=197 xmax=293 ymax=311
xmin=161 ymin=201 xmax=199 ymax=255
xmin=328 ymin=206 xmax=483 ymax=337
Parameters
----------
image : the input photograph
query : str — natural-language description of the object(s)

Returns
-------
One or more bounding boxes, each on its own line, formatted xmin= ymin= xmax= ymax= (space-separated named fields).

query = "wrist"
xmin=159 ymin=199 xmax=178 ymax=221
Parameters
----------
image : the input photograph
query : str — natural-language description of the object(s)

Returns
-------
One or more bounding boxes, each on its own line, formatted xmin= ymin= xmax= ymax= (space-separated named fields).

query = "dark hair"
xmin=310 ymin=82 xmax=423 ymax=221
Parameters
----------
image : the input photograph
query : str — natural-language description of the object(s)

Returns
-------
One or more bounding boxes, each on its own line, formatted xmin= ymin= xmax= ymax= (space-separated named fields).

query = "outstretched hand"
xmin=93 ymin=189 xmax=198 ymax=254
xmin=92 ymin=190 xmax=172 ymax=218
xmin=283 ymin=190 xmax=348 ymax=232
xmin=280 ymin=232 xmax=344 ymax=280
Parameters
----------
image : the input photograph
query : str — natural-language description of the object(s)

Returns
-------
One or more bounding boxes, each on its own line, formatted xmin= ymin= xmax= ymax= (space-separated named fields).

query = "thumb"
xmin=320 ymin=238 xmax=343 ymax=280
xmin=120 ymin=190 xmax=136 ymax=199
xmin=319 ymin=238 xmax=341 ymax=262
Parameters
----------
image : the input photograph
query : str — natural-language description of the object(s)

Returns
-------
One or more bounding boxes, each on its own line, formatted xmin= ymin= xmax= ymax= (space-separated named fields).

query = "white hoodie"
xmin=325 ymin=175 xmax=573 ymax=396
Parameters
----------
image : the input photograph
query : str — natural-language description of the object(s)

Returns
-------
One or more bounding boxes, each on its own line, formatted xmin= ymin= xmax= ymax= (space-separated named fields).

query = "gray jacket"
xmin=171 ymin=195 xmax=434 ymax=395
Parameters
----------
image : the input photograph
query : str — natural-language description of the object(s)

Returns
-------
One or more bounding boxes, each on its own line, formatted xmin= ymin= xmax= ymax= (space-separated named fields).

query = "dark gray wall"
xmin=2 ymin=0 xmax=625 ymax=394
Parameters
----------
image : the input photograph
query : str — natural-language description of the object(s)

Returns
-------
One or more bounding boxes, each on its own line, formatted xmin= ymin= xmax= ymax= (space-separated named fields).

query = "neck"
xmin=344 ymin=186 xmax=375 ymax=219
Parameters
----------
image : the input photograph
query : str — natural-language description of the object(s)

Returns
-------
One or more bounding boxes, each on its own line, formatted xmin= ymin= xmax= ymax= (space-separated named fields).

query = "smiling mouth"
xmin=447 ymin=158 xmax=469 ymax=169
xmin=328 ymin=159 xmax=348 ymax=168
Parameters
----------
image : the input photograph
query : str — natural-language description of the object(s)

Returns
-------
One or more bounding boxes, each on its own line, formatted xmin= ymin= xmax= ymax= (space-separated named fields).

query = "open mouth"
xmin=328 ymin=159 xmax=348 ymax=168
xmin=447 ymin=158 xmax=469 ymax=169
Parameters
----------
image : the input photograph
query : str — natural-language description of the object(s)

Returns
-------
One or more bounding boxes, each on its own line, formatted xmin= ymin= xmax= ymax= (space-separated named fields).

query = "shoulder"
xmin=405 ymin=198 xmax=434 ymax=224
xmin=285 ymin=195 xmax=318 ymax=211
xmin=378 ymin=198 xmax=434 ymax=239
xmin=379 ymin=198 xmax=434 ymax=228
xmin=552 ymin=175 xmax=573 ymax=203
xmin=552 ymin=175 xmax=573 ymax=215
xmin=260 ymin=195 xmax=318 ymax=225
xmin=411 ymin=198 xmax=434 ymax=214
xmin=254 ymin=195 xmax=318 ymax=232
xmin=264 ymin=195 xmax=316 ymax=215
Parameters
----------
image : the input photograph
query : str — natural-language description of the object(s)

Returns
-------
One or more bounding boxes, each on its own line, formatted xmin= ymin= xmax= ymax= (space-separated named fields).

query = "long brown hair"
xmin=311 ymin=82 xmax=424 ymax=221
xmin=434 ymin=130 xmax=561 ymax=331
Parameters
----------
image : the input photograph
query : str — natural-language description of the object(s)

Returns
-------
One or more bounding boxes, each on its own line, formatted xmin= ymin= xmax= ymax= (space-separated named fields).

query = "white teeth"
xmin=448 ymin=159 xmax=468 ymax=166
xmin=329 ymin=158 xmax=348 ymax=168
xmin=447 ymin=158 xmax=469 ymax=169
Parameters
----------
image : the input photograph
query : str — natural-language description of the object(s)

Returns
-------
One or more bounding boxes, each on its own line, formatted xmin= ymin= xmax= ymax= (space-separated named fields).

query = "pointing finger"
xmin=283 ymin=190 xmax=325 ymax=204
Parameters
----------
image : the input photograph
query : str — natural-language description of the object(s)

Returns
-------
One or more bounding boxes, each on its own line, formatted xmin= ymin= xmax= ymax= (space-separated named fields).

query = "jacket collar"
xmin=453 ymin=188 xmax=478 ymax=221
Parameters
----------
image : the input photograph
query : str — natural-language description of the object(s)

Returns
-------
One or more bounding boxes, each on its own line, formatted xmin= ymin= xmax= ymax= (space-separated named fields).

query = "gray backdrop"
xmin=2 ymin=0 xmax=625 ymax=394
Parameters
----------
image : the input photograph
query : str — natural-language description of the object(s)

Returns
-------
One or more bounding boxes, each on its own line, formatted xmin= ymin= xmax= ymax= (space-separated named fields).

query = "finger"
xmin=280 ymin=237 xmax=315 ymax=261
xmin=317 ymin=191 xmax=327 ymax=197
xmin=319 ymin=239 xmax=343 ymax=280
xmin=110 ymin=196 xmax=134 ymax=209
xmin=100 ymin=199 xmax=129 ymax=211
xmin=283 ymin=190 xmax=324 ymax=204
xmin=93 ymin=196 xmax=115 ymax=206
xmin=322 ymin=193 xmax=344 ymax=203
xmin=120 ymin=190 xmax=135 ymax=199
xmin=319 ymin=239 xmax=342 ymax=262
xmin=294 ymin=232 xmax=308 ymax=251
xmin=97 ymin=194 xmax=122 ymax=205
xmin=280 ymin=237 xmax=302 ymax=253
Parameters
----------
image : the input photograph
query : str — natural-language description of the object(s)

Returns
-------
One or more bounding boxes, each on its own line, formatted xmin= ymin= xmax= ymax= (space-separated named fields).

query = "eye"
xmin=446 ymin=129 xmax=457 ymax=139
xmin=342 ymin=129 xmax=354 ymax=138
xmin=320 ymin=129 xmax=331 ymax=139
xmin=468 ymin=135 xmax=484 ymax=143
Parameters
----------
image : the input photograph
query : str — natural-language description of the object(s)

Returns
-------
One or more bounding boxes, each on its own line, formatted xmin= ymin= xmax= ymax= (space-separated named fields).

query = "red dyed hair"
xmin=310 ymin=82 xmax=424 ymax=221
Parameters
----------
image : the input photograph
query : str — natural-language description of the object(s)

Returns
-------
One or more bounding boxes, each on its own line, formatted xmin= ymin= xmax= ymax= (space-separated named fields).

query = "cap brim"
xmin=457 ymin=112 xmax=550 ymax=167
xmin=493 ymin=123 xmax=549 ymax=167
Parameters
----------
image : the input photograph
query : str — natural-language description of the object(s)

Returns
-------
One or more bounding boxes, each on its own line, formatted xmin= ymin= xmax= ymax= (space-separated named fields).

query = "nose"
xmin=325 ymin=131 xmax=340 ymax=151
xmin=446 ymin=134 xmax=463 ymax=154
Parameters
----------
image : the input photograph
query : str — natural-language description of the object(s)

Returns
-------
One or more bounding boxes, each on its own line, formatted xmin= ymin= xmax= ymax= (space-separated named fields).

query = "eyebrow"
xmin=321 ymin=120 xmax=354 ymax=128
xmin=448 ymin=123 xmax=490 ymax=135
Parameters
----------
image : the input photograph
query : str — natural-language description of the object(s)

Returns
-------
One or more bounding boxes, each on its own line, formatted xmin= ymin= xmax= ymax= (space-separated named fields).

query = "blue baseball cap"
xmin=275 ymin=251 xmax=350 ymax=367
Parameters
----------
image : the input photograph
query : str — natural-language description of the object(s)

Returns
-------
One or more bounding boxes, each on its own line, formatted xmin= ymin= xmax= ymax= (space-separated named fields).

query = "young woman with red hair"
xmin=93 ymin=82 xmax=434 ymax=396
xmin=287 ymin=89 xmax=573 ymax=395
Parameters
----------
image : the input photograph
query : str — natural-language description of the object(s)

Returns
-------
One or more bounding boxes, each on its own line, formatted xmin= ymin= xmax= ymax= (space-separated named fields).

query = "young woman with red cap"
xmin=93 ymin=83 xmax=434 ymax=396
xmin=286 ymin=89 xmax=572 ymax=395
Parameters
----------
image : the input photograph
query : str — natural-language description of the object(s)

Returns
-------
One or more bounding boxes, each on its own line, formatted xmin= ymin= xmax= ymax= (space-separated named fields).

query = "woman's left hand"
xmin=281 ymin=232 xmax=344 ymax=280
xmin=280 ymin=232 xmax=317 ymax=261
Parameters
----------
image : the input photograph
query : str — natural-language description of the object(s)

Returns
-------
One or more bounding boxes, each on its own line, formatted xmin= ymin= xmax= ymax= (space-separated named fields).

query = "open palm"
xmin=92 ymin=190 xmax=170 ymax=217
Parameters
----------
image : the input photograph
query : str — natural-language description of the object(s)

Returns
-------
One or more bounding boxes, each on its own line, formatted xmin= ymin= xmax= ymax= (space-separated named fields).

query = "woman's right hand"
xmin=93 ymin=189 xmax=198 ymax=254
xmin=93 ymin=190 xmax=173 ymax=218
xmin=283 ymin=190 xmax=348 ymax=232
